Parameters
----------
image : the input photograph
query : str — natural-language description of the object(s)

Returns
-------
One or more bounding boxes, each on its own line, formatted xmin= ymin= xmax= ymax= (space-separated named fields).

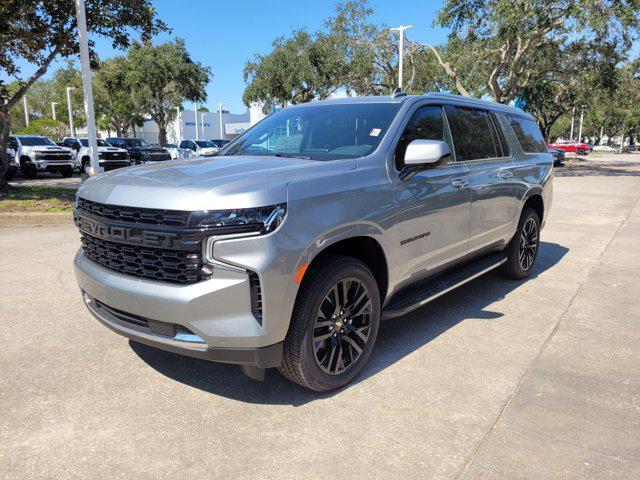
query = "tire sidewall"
xmin=297 ymin=259 xmax=381 ymax=391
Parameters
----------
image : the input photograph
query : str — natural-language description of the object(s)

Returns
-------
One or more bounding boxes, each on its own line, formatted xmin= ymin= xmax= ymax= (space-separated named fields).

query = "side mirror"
xmin=404 ymin=139 xmax=451 ymax=166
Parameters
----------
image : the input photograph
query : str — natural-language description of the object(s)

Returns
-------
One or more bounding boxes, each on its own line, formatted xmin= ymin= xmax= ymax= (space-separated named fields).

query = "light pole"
xmin=51 ymin=102 xmax=59 ymax=121
xmin=66 ymin=87 xmax=75 ymax=136
xmin=194 ymin=101 xmax=199 ymax=140
xmin=218 ymin=102 xmax=225 ymax=141
xmin=569 ymin=107 xmax=575 ymax=140
xmin=201 ymin=112 xmax=206 ymax=139
xmin=389 ymin=25 xmax=412 ymax=90
xmin=577 ymin=105 xmax=585 ymax=143
xmin=23 ymin=96 xmax=29 ymax=126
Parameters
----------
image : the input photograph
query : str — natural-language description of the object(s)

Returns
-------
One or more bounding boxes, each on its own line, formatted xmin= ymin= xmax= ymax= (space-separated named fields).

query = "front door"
xmin=444 ymin=106 xmax=516 ymax=253
xmin=393 ymin=105 xmax=471 ymax=287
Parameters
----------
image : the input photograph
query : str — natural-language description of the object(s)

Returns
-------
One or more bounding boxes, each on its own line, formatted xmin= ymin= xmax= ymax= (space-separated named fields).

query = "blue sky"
xmin=10 ymin=0 xmax=450 ymax=113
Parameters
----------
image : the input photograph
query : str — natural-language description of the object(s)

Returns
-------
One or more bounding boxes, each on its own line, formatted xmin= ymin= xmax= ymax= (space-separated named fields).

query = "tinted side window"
xmin=395 ymin=106 xmax=453 ymax=169
xmin=445 ymin=107 xmax=498 ymax=161
xmin=508 ymin=116 xmax=547 ymax=153
xmin=8 ymin=137 xmax=18 ymax=149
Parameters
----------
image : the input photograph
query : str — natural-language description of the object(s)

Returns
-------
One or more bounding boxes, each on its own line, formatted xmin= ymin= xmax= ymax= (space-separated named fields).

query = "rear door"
xmin=444 ymin=106 xmax=516 ymax=253
xmin=392 ymin=104 xmax=471 ymax=286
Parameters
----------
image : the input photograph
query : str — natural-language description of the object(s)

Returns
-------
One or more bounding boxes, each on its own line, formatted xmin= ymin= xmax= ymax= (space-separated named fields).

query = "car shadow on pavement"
xmin=130 ymin=241 xmax=569 ymax=406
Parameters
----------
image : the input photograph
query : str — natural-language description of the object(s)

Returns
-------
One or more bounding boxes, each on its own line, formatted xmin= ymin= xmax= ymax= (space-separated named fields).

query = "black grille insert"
xmin=249 ymin=272 xmax=263 ymax=324
xmin=81 ymin=233 xmax=207 ymax=284
xmin=77 ymin=198 xmax=189 ymax=227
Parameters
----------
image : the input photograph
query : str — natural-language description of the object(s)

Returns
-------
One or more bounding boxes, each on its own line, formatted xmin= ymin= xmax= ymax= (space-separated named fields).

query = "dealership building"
xmin=135 ymin=108 xmax=253 ymax=144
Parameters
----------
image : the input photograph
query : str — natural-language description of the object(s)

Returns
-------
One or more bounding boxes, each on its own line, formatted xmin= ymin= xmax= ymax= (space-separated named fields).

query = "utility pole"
xmin=51 ymin=102 xmax=59 ymax=121
xmin=75 ymin=0 xmax=102 ymax=175
xmin=201 ymin=112 xmax=206 ymax=139
xmin=66 ymin=87 xmax=75 ymax=136
xmin=570 ymin=107 xmax=575 ymax=140
xmin=23 ymin=96 xmax=29 ymax=126
xmin=194 ymin=101 xmax=199 ymax=140
xmin=389 ymin=25 xmax=412 ymax=90
xmin=175 ymin=106 xmax=181 ymax=143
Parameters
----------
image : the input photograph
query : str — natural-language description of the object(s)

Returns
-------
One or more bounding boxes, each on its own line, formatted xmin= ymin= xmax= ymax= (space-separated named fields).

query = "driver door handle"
xmin=451 ymin=178 xmax=469 ymax=188
xmin=498 ymin=171 xmax=514 ymax=180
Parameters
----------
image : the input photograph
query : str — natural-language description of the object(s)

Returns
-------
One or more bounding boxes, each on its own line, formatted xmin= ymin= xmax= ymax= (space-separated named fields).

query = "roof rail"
xmin=391 ymin=88 xmax=407 ymax=98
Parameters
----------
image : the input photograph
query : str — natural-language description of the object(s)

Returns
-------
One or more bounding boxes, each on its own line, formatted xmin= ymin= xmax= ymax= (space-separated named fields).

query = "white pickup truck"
xmin=61 ymin=137 xmax=131 ymax=173
xmin=8 ymin=135 xmax=75 ymax=178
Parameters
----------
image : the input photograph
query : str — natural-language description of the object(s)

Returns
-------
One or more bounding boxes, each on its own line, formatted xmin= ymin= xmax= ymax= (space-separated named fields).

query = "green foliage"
xmin=126 ymin=39 xmax=212 ymax=144
xmin=15 ymin=118 xmax=67 ymax=140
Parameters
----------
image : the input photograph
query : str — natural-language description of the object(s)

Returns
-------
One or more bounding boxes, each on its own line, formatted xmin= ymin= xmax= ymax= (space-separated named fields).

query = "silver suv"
xmin=73 ymin=93 xmax=553 ymax=391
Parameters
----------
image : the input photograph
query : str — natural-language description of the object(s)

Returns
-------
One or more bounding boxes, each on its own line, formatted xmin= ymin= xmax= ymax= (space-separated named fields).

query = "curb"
xmin=0 ymin=212 xmax=73 ymax=226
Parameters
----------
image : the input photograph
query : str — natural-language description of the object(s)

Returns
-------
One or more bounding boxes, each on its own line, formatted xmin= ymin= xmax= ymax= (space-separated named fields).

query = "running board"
xmin=382 ymin=252 xmax=507 ymax=320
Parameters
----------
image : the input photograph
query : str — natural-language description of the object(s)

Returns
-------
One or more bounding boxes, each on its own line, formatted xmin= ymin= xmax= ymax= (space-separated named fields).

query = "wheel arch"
xmin=522 ymin=191 xmax=544 ymax=224
xmin=301 ymin=234 xmax=389 ymax=304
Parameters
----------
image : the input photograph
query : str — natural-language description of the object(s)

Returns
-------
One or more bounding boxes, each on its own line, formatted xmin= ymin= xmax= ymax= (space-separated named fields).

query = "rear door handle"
xmin=451 ymin=178 xmax=469 ymax=188
xmin=498 ymin=171 xmax=514 ymax=180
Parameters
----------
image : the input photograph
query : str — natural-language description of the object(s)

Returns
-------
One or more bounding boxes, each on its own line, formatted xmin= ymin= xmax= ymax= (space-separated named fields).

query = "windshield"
xmin=80 ymin=139 xmax=110 ymax=147
xmin=164 ymin=144 xmax=177 ymax=148
xmin=124 ymin=138 xmax=149 ymax=148
xmin=18 ymin=136 xmax=56 ymax=147
xmin=223 ymin=103 xmax=401 ymax=160
xmin=195 ymin=140 xmax=215 ymax=148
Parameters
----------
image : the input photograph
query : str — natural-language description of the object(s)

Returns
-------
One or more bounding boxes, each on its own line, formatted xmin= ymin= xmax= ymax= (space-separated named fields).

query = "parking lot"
xmin=1 ymin=157 xmax=639 ymax=479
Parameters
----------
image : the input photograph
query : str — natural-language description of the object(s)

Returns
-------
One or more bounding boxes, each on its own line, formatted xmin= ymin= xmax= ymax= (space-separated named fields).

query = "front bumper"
xmin=74 ymin=250 xmax=284 ymax=367
xmin=33 ymin=160 xmax=74 ymax=171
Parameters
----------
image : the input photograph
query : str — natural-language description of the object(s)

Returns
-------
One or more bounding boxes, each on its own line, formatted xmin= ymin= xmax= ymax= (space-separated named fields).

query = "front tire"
xmin=61 ymin=167 xmax=73 ymax=178
xmin=501 ymin=207 xmax=541 ymax=279
xmin=279 ymin=255 xmax=381 ymax=391
xmin=576 ymin=148 xmax=585 ymax=155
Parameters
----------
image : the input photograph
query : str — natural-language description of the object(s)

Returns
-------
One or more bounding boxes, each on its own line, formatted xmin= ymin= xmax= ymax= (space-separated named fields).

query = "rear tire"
xmin=278 ymin=255 xmax=381 ymax=392
xmin=501 ymin=207 xmax=541 ymax=279
xmin=22 ymin=163 xmax=37 ymax=179
xmin=4 ymin=167 xmax=15 ymax=181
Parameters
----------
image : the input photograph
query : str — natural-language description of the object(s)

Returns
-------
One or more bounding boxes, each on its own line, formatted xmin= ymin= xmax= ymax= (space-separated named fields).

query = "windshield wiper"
xmin=273 ymin=153 xmax=312 ymax=160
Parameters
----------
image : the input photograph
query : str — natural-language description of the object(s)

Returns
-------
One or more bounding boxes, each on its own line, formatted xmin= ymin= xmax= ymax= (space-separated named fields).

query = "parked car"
xmin=547 ymin=139 xmax=590 ymax=155
xmin=61 ymin=137 xmax=130 ymax=173
xmin=592 ymin=145 xmax=619 ymax=153
xmin=8 ymin=135 xmax=75 ymax=178
xmin=162 ymin=143 xmax=195 ymax=160
xmin=4 ymin=147 xmax=18 ymax=180
xmin=73 ymin=93 xmax=552 ymax=391
xmin=105 ymin=137 xmax=171 ymax=164
xmin=178 ymin=139 xmax=219 ymax=156
xmin=548 ymin=147 xmax=565 ymax=166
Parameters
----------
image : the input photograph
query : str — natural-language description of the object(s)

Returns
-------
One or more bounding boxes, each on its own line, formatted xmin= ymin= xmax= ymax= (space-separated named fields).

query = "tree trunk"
xmin=0 ymin=105 xmax=10 ymax=189
xmin=156 ymin=110 xmax=167 ymax=146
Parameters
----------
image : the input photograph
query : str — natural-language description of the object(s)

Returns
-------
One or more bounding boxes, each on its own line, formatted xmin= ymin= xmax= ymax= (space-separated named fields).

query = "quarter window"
xmin=444 ymin=107 xmax=499 ymax=161
xmin=395 ymin=106 xmax=453 ymax=169
xmin=508 ymin=116 xmax=547 ymax=153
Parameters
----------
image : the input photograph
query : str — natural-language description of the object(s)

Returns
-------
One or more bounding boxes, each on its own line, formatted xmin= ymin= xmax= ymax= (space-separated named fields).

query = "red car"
xmin=548 ymin=139 xmax=590 ymax=155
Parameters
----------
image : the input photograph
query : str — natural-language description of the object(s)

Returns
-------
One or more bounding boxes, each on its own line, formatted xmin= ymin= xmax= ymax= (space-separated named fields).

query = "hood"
xmin=97 ymin=146 xmax=127 ymax=153
xmin=127 ymin=145 xmax=166 ymax=153
xmin=30 ymin=145 xmax=73 ymax=153
xmin=78 ymin=155 xmax=356 ymax=211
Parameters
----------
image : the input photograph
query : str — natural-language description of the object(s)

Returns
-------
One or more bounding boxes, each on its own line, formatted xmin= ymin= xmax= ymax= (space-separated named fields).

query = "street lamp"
xmin=218 ymin=102 xmax=225 ymax=141
xmin=389 ymin=25 xmax=412 ymax=90
xmin=23 ymin=96 xmax=29 ymax=126
xmin=66 ymin=86 xmax=75 ymax=136
xmin=51 ymin=102 xmax=59 ymax=121
xmin=201 ymin=112 xmax=206 ymax=139
xmin=577 ymin=105 xmax=585 ymax=143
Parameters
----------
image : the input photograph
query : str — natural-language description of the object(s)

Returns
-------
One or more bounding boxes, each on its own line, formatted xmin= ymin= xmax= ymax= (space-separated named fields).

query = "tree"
xmin=436 ymin=0 xmax=640 ymax=104
xmin=243 ymin=30 xmax=346 ymax=111
xmin=94 ymin=56 xmax=144 ymax=136
xmin=0 ymin=0 xmax=167 ymax=186
xmin=126 ymin=39 xmax=211 ymax=145
xmin=15 ymin=118 xmax=67 ymax=139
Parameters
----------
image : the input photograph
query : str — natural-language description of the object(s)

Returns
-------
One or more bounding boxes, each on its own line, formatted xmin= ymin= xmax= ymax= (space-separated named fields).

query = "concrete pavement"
xmin=1 ymin=159 xmax=639 ymax=479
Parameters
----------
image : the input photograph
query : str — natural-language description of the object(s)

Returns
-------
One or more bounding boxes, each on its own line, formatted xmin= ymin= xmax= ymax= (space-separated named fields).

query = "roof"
xmin=292 ymin=92 xmax=533 ymax=118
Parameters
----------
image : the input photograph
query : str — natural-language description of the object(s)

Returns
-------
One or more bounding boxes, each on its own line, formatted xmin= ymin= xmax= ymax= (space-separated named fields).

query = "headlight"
xmin=194 ymin=203 xmax=286 ymax=235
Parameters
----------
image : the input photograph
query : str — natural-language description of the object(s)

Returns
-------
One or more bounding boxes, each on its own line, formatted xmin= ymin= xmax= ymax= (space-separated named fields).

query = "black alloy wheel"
xmin=519 ymin=217 xmax=539 ymax=272
xmin=312 ymin=277 xmax=373 ymax=375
